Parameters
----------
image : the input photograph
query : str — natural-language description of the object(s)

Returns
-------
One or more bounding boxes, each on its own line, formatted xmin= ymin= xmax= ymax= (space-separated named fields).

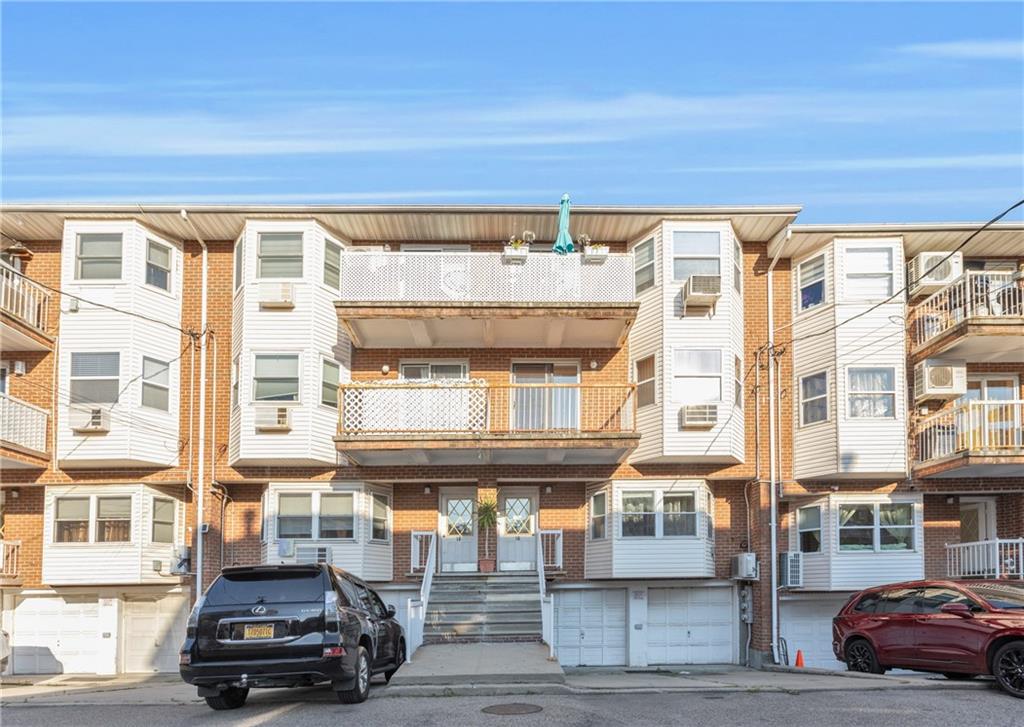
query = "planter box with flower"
xmin=503 ymin=230 xmax=536 ymax=264
xmin=580 ymin=235 xmax=609 ymax=263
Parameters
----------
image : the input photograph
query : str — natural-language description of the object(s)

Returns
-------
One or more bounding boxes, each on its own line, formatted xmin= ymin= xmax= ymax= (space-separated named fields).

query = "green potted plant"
xmin=477 ymin=498 xmax=498 ymax=573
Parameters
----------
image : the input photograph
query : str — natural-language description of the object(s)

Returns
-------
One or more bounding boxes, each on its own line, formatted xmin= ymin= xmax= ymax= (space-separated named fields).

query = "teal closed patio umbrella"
xmin=552 ymin=194 xmax=575 ymax=255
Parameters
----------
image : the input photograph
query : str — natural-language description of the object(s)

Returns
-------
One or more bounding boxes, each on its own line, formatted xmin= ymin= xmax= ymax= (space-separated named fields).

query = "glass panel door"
xmin=511 ymin=363 xmax=580 ymax=431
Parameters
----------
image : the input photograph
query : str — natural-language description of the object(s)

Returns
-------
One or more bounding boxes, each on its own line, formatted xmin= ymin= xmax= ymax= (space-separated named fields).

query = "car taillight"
xmin=323 ymin=646 xmax=346 ymax=658
xmin=179 ymin=652 xmax=191 ymax=666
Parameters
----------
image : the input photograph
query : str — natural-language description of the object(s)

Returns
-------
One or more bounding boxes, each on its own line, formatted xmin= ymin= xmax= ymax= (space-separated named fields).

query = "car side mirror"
xmin=940 ymin=603 xmax=973 ymax=618
xmin=386 ymin=605 xmax=396 ymax=619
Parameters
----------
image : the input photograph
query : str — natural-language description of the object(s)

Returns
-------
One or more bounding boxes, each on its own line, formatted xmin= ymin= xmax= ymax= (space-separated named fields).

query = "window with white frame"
xmin=672 ymin=349 xmax=722 ymax=403
xmin=54 ymin=497 xmax=89 ymax=543
xmin=323 ymin=239 xmax=342 ymax=289
xmin=734 ymin=355 xmax=743 ymax=408
xmin=321 ymin=359 xmax=340 ymax=408
xmin=76 ymin=233 xmax=123 ymax=280
xmin=799 ymin=371 xmax=828 ymax=425
xmin=400 ymin=361 xmax=468 ymax=380
xmin=371 ymin=493 xmax=390 ymax=541
xmin=621 ymin=491 xmax=656 ymax=537
xmin=671 ymin=231 xmax=720 ymax=282
xmin=634 ymin=238 xmax=655 ymax=293
xmin=845 ymin=247 xmax=893 ymax=299
xmin=141 ymin=357 xmax=171 ymax=411
xmin=848 ymin=367 xmax=895 ymax=418
xmin=798 ymin=254 xmax=826 ymax=312
xmin=152 ymin=497 xmax=175 ymax=543
xmin=590 ymin=491 xmax=607 ymax=539
xmin=145 ymin=239 xmax=172 ymax=292
xmin=234 ymin=238 xmax=244 ymax=290
xmin=319 ymin=493 xmax=354 ymax=539
xmin=253 ymin=354 xmax=300 ymax=402
xmin=635 ymin=354 xmax=656 ymax=408
xmin=70 ymin=352 xmax=120 ymax=404
xmin=797 ymin=505 xmax=821 ymax=553
xmin=96 ymin=496 xmax=131 ymax=542
xmin=277 ymin=493 xmax=313 ymax=539
xmin=838 ymin=502 xmax=914 ymax=552
xmin=231 ymin=355 xmax=240 ymax=408
xmin=733 ymin=238 xmax=743 ymax=293
xmin=257 ymin=232 xmax=303 ymax=279
xmin=706 ymin=491 xmax=715 ymax=540
xmin=663 ymin=492 xmax=697 ymax=537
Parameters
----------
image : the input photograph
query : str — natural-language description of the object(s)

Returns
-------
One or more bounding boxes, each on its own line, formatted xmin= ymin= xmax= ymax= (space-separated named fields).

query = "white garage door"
xmin=555 ymin=589 xmax=627 ymax=667
xmin=13 ymin=595 xmax=100 ymax=674
xmin=780 ymin=596 xmax=849 ymax=670
xmin=123 ymin=595 xmax=188 ymax=673
xmin=647 ymin=587 xmax=737 ymax=665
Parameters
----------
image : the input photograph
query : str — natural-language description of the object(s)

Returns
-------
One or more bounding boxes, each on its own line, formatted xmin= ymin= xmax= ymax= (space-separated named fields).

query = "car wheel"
xmin=845 ymin=639 xmax=884 ymax=675
xmin=942 ymin=672 xmax=976 ymax=681
xmin=338 ymin=646 xmax=371 ymax=704
xmin=204 ymin=687 xmax=249 ymax=710
xmin=385 ymin=639 xmax=406 ymax=683
xmin=993 ymin=641 xmax=1024 ymax=699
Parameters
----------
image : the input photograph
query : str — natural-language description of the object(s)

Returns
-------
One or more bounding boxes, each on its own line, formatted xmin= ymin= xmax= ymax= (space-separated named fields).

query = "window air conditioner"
xmin=258 ymin=282 xmax=296 ymax=309
xmin=255 ymin=406 xmax=292 ymax=432
xmin=277 ymin=539 xmax=295 ymax=558
xmin=680 ymin=404 xmax=718 ymax=429
xmin=731 ymin=552 xmax=759 ymax=580
xmin=295 ymin=545 xmax=332 ymax=565
xmin=914 ymin=359 xmax=967 ymax=403
xmin=682 ymin=274 xmax=722 ymax=315
xmin=69 ymin=404 xmax=111 ymax=433
xmin=778 ymin=552 xmax=803 ymax=588
xmin=908 ymin=252 xmax=963 ymax=296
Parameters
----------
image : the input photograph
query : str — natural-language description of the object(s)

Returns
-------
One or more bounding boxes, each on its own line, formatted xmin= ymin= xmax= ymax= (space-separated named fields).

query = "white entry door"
xmin=123 ymin=595 xmax=188 ymax=673
xmin=498 ymin=490 xmax=537 ymax=571
xmin=440 ymin=492 xmax=477 ymax=572
xmin=555 ymin=589 xmax=627 ymax=667
xmin=12 ymin=595 xmax=100 ymax=674
xmin=646 ymin=587 xmax=737 ymax=665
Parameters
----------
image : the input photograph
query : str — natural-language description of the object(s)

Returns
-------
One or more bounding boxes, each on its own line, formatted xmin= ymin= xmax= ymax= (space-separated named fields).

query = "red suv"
xmin=832 ymin=580 xmax=1024 ymax=698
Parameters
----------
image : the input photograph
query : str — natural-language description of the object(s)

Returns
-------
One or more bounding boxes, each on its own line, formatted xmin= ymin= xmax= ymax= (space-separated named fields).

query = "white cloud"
xmin=897 ymin=39 xmax=1024 ymax=60
xmin=673 ymin=153 xmax=1024 ymax=174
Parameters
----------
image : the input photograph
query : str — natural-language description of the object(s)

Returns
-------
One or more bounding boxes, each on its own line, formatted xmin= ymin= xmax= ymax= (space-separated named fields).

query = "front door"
xmin=959 ymin=499 xmax=996 ymax=575
xmin=440 ymin=491 xmax=477 ymax=572
xmin=958 ymin=376 xmax=1021 ymax=451
xmin=498 ymin=490 xmax=537 ymax=571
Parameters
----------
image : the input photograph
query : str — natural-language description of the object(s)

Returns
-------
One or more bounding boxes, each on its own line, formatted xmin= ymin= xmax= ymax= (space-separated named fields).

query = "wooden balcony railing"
xmin=0 ymin=263 xmax=50 ymax=333
xmin=0 ymin=392 xmax=49 ymax=455
xmin=915 ymin=399 xmax=1024 ymax=464
xmin=912 ymin=270 xmax=1024 ymax=348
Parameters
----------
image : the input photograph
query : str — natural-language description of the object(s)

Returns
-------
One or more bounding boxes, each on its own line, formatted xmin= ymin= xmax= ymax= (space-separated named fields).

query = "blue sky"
xmin=2 ymin=2 xmax=1023 ymax=223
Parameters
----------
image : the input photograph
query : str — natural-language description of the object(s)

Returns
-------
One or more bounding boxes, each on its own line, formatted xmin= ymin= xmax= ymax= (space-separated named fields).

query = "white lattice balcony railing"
xmin=339 ymin=380 xmax=636 ymax=435
xmin=915 ymin=399 xmax=1024 ymax=464
xmin=912 ymin=270 xmax=1024 ymax=348
xmin=0 ymin=263 xmax=51 ymax=333
xmin=0 ymin=392 xmax=49 ymax=455
xmin=339 ymin=252 xmax=635 ymax=304
xmin=947 ymin=539 xmax=1024 ymax=580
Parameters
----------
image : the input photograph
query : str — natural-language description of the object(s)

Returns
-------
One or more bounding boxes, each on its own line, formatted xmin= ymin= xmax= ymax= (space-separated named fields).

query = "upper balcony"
xmin=911 ymin=270 xmax=1024 ymax=362
xmin=336 ymin=380 xmax=638 ymax=465
xmin=915 ymin=399 xmax=1024 ymax=477
xmin=335 ymin=252 xmax=638 ymax=349
xmin=0 ymin=392 xmax=50 ymax=469
xmin=0 ymin=262 xmax=53 ymax=350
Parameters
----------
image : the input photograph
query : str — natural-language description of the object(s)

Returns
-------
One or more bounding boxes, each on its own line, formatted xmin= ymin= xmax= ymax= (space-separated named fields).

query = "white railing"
xmin=339 ymin=251 xmax=635 ymax=304
xmin=916 ymin=400 xmax=1024 ymax=464
xmin=536 ymin=527 xmax=554 ymax=657
xmin=0 ymin=392 xmax=49 ymax=454
xmin=0 ymin=263 xmax=50 ymax=333
xmin=410 ymin=530 xmax=435 ymax=573
xmin=913 ymin=270 xmax=1024 ymax=347
xmin=406 ymin=532 xmax=436 ymax=662
xmin=540 ymin=529 xmax=563 ymax=570
xmin=0 ymin=541 xmax=20 ymax=579
xmin=947 ymin=539 xmax=1024 ymax=580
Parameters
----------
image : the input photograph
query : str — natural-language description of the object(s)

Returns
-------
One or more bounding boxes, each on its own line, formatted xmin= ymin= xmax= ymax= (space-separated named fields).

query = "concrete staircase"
xmin=423 ymin=573 xmax=542 ymax=644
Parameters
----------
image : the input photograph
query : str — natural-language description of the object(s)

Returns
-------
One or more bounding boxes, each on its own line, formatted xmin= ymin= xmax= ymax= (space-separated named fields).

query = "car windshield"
xmin=205 ymin=570 xmax=325 ymax=606
xmin=966 ymin=582 xmax=1024 ymax=610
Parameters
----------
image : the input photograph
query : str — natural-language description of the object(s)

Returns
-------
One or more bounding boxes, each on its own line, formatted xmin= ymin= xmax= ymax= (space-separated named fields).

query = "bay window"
xmin=278 ymin=494 xmax=313 ymax=539
xmin=145 ymin=240 xmax=172 ymax=292
xmin=152 ymin=497 xmax=175 ymax=544
xmin=797 ymin=505 xmax=821 ymax=553
xmin=838 ymin=504 xmax=875 ymax=551
xmin=76 ymin=233 xmax=122 ymax=280
xmin=234 ymin=238 xmax=244 ymax=290
xmin=798 ymin=254 xmax=826 ymax=311
xmin=671 ymin=231 xmax=720 ymax=282
xmin=257 ymin=232 xmax=303 ymax=279
xmin=54 ymin=497 xmax=89 ymax=543
xmin=253 ymin=354 xmax=300 ymax=402
xmin=96 ymin=497 xmax=131 ymax=542
xmin=733 ymin=238 xmax=742 ymax=293
xmin=141 ymin=357 xmax=171 ymax=411
xmin=621 ymin=492 xmax=656 ymax=537
xmin=590 ymin=492 xmax=607 ymax=539
xmin=799 ymin=371 xmax=828 ymax=425
xmin=323 ymin=239 xmax=342 ymax=288
xmin=848 ymin=367 xmax=895 ymax=418
xmin=663 ymin=493 xmax=697 ymax=537
xmin=321 ymin=359 xmax=340 ymax=408
xmin=319 ymin=494 xmax=354 ymax=539
xmin=634 ymin=238 xmax=655 ymax=293
xmin=839 ymin=502 xmax=915 ymax=552
xmin=70 ymin=352 xmax=120 ymax=404
xmin=673 ymin=349 xmax=722 ymax=403
xmin=635 ymin=355 xmax=656 ymax=408
xmin=845 ymin=247 xmax=893 ymax=299
xmin=371 ymin=493 xmax=390 ymax=542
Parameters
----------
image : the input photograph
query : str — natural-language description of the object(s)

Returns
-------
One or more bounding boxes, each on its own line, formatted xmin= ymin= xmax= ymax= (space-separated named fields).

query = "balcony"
xmin=336 ymin=380 xmax=638 ymax=465
xmin=0 ymin=541 xmax=21 ymax=585
xmin=335 ymin=252 xmax=638 ymax=349
xmin=915 ymin=399 xmax=1024 ymax=477
xmin=0 ymin=392 xmax=50 ymax=468
xmin=911 ymin=270 xmax=1024 ymax=362
xmin=946 ymin=539 xmax=1024 ymax=580
xmin=0 ymin=262 xmax=53 ymax=350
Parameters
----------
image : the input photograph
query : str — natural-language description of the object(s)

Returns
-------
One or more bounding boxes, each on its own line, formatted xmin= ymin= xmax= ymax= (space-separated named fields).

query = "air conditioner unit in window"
xmin=779 ymin=552 xmax=803 ymax=588
xmin=731 ymin=552 xmax=759 ymax=581
xmin=914 ymin=359 xmax=967 ymax=403
xmin=682 ymin=274 xmax=722 ymax=315
xmin=277 ymin=539 xmax=294 ymax=558
xmin=679 ymin=404 xmax=718 ymax=429
xmin=295 ymin=545 xmax=332 ymax=565
xmin=258 ymin=282 xmax=296 ymax=309
xmin=69 ymin=404 xmax=111 ymax=433
xmin=255 ymin=406 xmax=292 ymax=432
xmin=908 ymin=252 xmax=963 ymax=296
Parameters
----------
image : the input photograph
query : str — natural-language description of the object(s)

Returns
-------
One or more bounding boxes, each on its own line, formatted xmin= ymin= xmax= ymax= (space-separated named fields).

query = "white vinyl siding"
xmin=257 ymin=232 xmax=304 ymax=279
xmin=76 ymin=232 xmax=123 ymax=280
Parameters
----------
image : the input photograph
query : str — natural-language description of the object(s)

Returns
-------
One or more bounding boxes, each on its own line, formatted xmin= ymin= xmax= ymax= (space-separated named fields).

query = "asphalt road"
xmin=2 ymin=685 xmax=1021 ymax=727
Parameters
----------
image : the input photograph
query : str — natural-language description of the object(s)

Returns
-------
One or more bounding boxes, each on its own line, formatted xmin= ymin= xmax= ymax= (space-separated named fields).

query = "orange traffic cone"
xmin=794 ymin=650 xmax=805 ymax=668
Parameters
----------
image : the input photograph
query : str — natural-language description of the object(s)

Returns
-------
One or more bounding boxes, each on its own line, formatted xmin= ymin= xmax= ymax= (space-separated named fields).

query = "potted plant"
xmin=580 ymin=234 xmax=609 ymax=261
xmin=477 ymin=498 xmax=498 ymax=573
xmin=503 ymin=230 xmax=535 ymax=263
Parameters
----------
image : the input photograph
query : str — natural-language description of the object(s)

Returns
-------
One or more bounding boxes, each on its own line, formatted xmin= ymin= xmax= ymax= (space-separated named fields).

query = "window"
xmin=845 ymin=247 xmax=893 ymax=299
xmin=915 ymin=587 xmax=979 ymax=614
xmin=145 ymin=240 xmax=172 ymax=291
xmin=799 ymin=371 xmax=828 ymax=425
xmin=621 ymin=492 xmax=656 ymax=537
xmin=634 ymin=238 xmax=655 ymax=293
xmin=798 ymin=254 xmax=826 ymax=312
xmin=706 ymin=491 xmax=715 ymax=540
xmin=839 ymin=502 xmax=915 ymax=552
xmin=848 ymin=367 xmax=895 ymax=418
xmin=253 ymin=354 xmax=299 ymax=402
xmin=797 ymin=505 xmax=822 ymax=553
xmin=233 ymin=238 xmax=244 ymax=290
xmin=590 ymin=492 xmax=607 ymax=539
xmin=671 ymin=231 xmax=720 ymax=282
xmin=371 ymin=493 xmax=390 ymax=541
xmin=278 ymin=494 xmax=313 ymax=539
xmin=838 ymin=504 xmax=875 ymax=551
xmin=323 ymin=240 xmax=342 ymax=288
xmin=70 ymin=352 xmax=120 ymax=404
xmin=733 ymin=239 xmax=742 ymax=293
xmin=257 ymin=232 xmax=303 ymax=279
xmin=734 ymin=355 xmax=743 ymax=408
xmin=76 ymin=233 xmax=122 ymax=280
xmin=401 ymin=361 xmax=468 ymax=380
xmin=321 ymin=359 xmax=340 ymax=408
xmin=663 ymin=493 xmax=697 ymax=536
xmin=672 ymin=349 xmax=722 ymax=403
xmin=879 ymin=503 xmax=914 ymax=551
xmin=141 ymin=357 xmax=170 ymax=411
xmin=152 ymin=498 xmax=175 ymax=543
xmin=54 ymin=498 xmax=89 ymax=543
xmin=635 ymin=355 xmax=656 ymax=408
xmin=853 ymin=592 xmax=882 ymax=613
xmin=231 ymin=355 xmax=240 ymax=408
xmin=319 ymin=494 xmax=354 ymax=539
xmin=96 ymin=497 xmax=131 ymax=542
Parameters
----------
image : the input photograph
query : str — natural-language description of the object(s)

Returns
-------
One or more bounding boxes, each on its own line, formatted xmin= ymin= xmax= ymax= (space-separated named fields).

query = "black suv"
xmin=180 ymin=564 xmax=405 ymax=709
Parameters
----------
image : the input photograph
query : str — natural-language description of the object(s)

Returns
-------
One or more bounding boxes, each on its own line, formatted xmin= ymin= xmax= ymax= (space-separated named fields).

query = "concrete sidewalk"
xmin=390 ymin=642 xmax=565 ymax=686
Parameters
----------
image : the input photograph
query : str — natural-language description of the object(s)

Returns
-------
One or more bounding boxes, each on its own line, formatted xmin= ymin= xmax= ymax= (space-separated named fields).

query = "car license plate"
xmin=243 ymin=623 xmax=274 ymax=640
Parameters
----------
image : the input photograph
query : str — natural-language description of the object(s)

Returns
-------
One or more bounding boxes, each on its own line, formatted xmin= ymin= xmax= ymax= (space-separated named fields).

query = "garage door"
xmin=13 ymin=595 xmax=100 ymax=674
xmin=555 ymin=589 xmax=627 ymax=667
xmin=780 ymin=596 xmax=849 ymax=670
xmin=647 ymin=587 xmax=737 ymax=665
xmin=123 ymin=595 xmax=188 ymax=673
